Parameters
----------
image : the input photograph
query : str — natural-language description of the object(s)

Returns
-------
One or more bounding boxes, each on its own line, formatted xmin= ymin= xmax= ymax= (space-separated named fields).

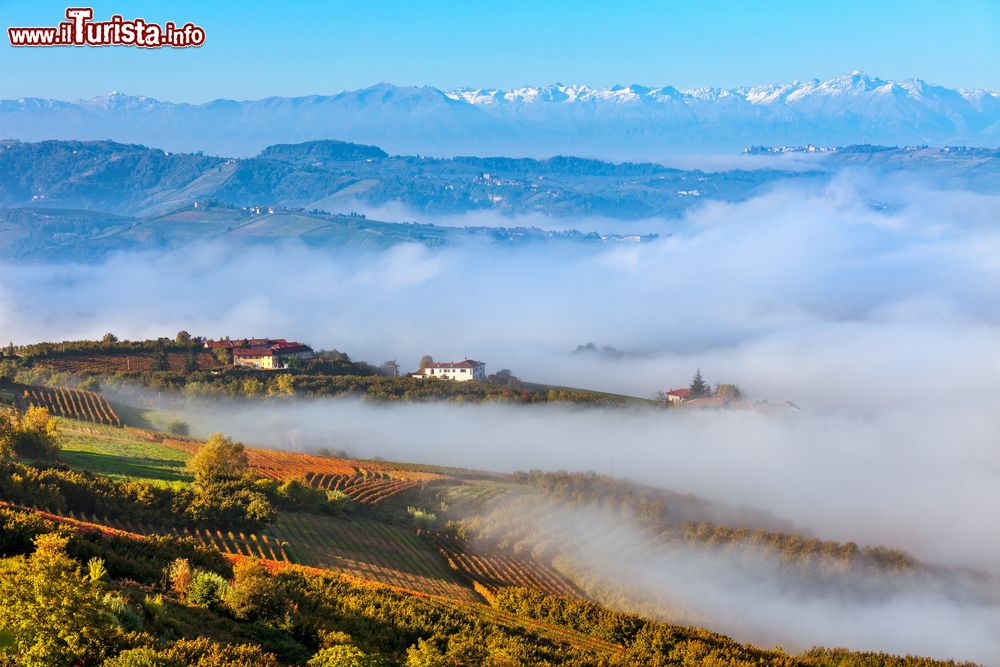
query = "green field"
xmin=59 ymin=419 xmax=193 ymax=487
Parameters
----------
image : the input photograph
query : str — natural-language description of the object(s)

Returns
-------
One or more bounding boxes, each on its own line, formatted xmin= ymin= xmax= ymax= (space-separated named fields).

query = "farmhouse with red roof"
xmin=204 ymin=337 xmax=312 ymax=369
xmin=664 ymin=388 xmax=691 ymax=404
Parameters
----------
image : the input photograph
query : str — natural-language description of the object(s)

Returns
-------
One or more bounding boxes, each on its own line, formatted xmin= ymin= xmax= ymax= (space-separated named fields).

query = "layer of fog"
xmin=100 ymin=384 xmax=1000 ymax=661
xmin=154 ymin=397 xmax=999 ymax=576
xmin=316 ymin=198 xmax=676 ymax=234
xmin=478 ymin=498 xmax=1000 ymax=664
xmin=2 ymin=170 xmax=998 ymax=660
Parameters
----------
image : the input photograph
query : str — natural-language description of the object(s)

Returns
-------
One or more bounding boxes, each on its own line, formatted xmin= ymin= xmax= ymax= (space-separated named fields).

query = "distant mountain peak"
xmin=84 ymin=91 xmax=160 ymax=110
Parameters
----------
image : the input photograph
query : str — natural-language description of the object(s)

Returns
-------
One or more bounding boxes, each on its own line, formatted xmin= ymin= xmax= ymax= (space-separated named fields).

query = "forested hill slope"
xmin=0 ymin=138 xmax=814 ymax=219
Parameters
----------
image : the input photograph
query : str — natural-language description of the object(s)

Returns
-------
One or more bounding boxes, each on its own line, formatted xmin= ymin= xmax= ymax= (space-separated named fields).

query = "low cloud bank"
xmin=477 ymin=499 xmax=1000 ymax=664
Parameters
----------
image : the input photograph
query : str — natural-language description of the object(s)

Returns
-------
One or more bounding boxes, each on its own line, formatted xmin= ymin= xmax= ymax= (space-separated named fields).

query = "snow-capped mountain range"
xmin=448 ymin=71 xmax=998 ymax=110
xmin=1 ymin=72 xmax=997 ymax=159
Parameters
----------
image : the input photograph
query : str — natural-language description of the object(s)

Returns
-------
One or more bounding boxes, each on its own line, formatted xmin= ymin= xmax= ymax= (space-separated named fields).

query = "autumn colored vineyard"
xmin=432 ymin=534 xmax=583 ymax=599
xmin=270 ymin=512 xmax=480 ymax=603
xmin=304 ymin=471 xmax=418 ymax=504
xmin=36 ymin=351 xmax=222 ymax=374
xmin=161 ymin=440 xmax=440 ymax=505
xmin=16 ymin=384 xmax=122 ymax=427
xmin=38 ymin=502 xmax=485 ymax=604
xmin=433 ymin=598 xmax=623 ymax=656
xmin=58 ymin=509 xmax=293 ymax=562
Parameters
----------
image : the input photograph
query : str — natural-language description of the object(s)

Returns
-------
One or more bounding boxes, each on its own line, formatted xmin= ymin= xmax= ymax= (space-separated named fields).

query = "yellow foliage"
xmin=0 ymin=533 xmax=121 ymax=666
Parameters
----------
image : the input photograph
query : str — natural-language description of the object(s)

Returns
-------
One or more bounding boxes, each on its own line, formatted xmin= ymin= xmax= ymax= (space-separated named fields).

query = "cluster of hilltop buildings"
xmin=204 ymin=338 xmax=314 ymax=370
xmin=665 ymin=386 xmax=799 ymax=413
xmin=201 ymin=337 xmax=488 ymax=379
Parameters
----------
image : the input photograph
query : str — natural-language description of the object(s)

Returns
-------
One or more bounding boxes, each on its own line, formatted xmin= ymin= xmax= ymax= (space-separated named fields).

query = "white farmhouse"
xmin=412 ymin=359 xmax=486 ymax=382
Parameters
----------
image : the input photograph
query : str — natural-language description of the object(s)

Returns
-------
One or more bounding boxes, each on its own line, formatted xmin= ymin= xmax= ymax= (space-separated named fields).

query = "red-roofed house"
xmin=665 ymin=388 xmax=691 ymax=404
xmin=232 ymin=341 xmax=313 ymax=369
xmin=411 ymin=359 xmax=486 ymax=382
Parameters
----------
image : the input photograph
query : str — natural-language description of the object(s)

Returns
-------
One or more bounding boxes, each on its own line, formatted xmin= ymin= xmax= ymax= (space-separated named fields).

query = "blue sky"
xmin=1 ymin=0 xmax=998 ymax=101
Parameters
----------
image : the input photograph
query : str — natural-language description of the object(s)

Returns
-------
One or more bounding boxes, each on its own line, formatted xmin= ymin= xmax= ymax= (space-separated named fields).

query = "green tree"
xmin=175 ymin=330 xmax=192 ymax=344
xmin=187 ymin=433 xmax=248 ymax=485
xmin=166 ymin=419 xmax=190 ymax=436
xmin=270 ymin=374 xmax=295 ymax=396
xmin=241 ymin=377 xmax=265 ymax=396
xmin=101 ymin=333 xmax=118 ymax=344
xmin=418 ymin=355 xmax=434 ymax=371
xmin=183 ymin=348 xmax=199 ymax=374
xmin=223 ymin=559 xmax=287 ymax=623
xmin=688 ymin=369 xmax=710 ymax=398
xmin=78 ymin=376 xmax=102 ymax=393
xmin=187 ymin=571 xmax=230 ymax=609
xmin=212 ymin=347 xmax=232 ymax=365
xmin=153 ymin=345 xmax=169 ymax=372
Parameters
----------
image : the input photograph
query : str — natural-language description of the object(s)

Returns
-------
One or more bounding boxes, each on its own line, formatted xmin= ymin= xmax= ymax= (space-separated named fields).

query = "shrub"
xmin=101 ymin=647 xmax=182 ymax=666
xmin=105 ymin=638 xmax=281 ymax=667
xmin=406 ymin=506 xmax=436 ymax=529
xmin=165 ymin=558 xmax=192 ymax=600
xmin=276 ymin=478 xmax=327 ymax=511
xmin=165 ymin=420 xmax=189 ymax=436
xmin=326 ymin=489 xmax=352 ymax=513
xmin=187 ymin=571 xmax=230 ymax=609
xmin=0 ymin=406 xmax=62 ymax=461
xmin=104 ymin=594 xmax=144 ymax=632
xmin=308 ymin=645 xmax=389 ymax=667
xmin=101 ymin=648 xmax=184 ymax=667
xmin=223 ymin=559 xmax=288 ymax=623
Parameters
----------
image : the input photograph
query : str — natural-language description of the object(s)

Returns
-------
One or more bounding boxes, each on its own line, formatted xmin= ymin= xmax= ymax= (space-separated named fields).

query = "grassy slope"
xmin=59 ymin=419 xmax=192 ymax=487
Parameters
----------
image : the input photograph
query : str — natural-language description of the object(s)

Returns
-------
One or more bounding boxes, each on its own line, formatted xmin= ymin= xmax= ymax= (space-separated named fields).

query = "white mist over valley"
xmin=6 ymin=168 xmax=996 ymax=658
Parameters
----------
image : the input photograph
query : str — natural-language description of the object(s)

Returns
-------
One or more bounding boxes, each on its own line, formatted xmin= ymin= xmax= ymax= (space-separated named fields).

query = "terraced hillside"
xmin=14 ymin=384 xmax=121 ymax=426
xmin=271 ymin=512 xmax=479 ymax=602
xmin=432 ymin=534 xmax=583 ymax=600
xmin=62 ymin=509 xmax=292 ymax=562
xmin=304 ymin=470 xmax=419 ymax=505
